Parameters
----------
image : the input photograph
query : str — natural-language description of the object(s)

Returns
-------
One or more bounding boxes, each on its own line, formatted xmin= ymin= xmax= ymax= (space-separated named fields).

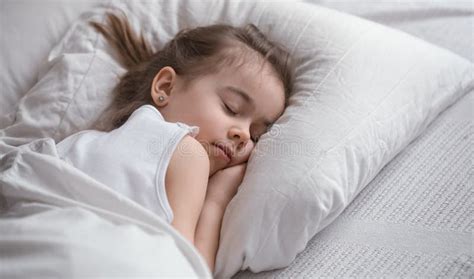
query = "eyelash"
xmin=224 ymin=104 xmax=237 ymax=116
xmin=224 ymin=103 xmax=259 ymax=143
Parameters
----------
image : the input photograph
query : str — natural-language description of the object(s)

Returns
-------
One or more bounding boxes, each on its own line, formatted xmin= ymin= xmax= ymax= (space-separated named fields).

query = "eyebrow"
xmin=225 ymin=86 xmax=273 ymax=126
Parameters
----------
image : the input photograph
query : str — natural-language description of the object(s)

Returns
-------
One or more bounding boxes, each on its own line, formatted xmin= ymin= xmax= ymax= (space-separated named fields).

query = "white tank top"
xmin=56 ymin=105 xmax=200 ymax=223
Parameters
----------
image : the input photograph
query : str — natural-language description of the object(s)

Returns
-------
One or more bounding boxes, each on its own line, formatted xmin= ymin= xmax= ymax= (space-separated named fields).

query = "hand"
xmin=205 ymin=163 xmax=247 ymax=208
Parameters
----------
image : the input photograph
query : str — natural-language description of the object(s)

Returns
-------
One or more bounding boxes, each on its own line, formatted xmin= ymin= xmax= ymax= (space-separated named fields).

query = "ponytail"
xmin=90 ymin=13 xmax=157 ymax=130
xmin=90 ymin=12 xmax=153 ymax=69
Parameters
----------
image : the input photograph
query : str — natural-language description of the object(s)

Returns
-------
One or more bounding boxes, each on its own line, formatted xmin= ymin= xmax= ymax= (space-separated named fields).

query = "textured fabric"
xmin=57 ymin=105 xmax=199 ymax=223
xmin=234 ymin=90 xmax=473 ymax=278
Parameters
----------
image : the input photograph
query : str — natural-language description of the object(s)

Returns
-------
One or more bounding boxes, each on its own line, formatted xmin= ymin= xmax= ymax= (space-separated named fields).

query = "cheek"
xmin=195 ymin=117 xmax=230 ymax=147
xmin=188 ymin=111 xmax=218 ymax=141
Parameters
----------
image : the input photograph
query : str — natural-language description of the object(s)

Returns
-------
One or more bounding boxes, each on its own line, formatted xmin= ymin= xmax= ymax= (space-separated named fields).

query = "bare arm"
xmin=165 ymin=136 xmax=210 ymax=244
xmin=165 ymin=135 xmax=245 ymax=272
xmin=194 ymin=200 xmax=226 ymax=272
xmin=194 ymin=163 xmax=247 ymax=272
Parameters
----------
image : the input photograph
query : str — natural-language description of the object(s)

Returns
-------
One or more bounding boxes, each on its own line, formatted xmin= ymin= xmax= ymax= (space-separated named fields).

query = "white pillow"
xmin=0 ymin=0 xmax=105 ymax=129
xmin=2 ymin=0 xmax=472 ymax=278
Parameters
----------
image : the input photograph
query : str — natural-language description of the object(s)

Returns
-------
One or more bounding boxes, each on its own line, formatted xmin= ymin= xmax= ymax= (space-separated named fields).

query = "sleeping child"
xmin=56 ymin=12 xmax=293 ymax=272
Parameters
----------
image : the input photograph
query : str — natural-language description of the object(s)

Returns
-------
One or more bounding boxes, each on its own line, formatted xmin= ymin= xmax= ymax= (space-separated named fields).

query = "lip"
xmin=215 ymin=144 xmax=232 ymax=162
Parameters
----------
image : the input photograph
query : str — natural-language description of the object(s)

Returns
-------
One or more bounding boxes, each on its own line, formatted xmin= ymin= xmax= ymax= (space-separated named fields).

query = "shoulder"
xmin=166 ymin=135 xmax=210 ymax=183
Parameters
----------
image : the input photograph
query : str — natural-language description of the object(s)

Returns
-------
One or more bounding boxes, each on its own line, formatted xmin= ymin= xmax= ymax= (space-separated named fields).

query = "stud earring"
xmin=158 ymin=96 xmax=165 ymax=102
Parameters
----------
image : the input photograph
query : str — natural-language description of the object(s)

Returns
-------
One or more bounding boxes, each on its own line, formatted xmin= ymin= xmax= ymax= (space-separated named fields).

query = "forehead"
xmin=216 ymin=61 xmax=286 ymax=123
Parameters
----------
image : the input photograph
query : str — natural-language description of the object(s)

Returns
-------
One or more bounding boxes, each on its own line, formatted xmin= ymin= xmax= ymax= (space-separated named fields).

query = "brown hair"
xmin=90 ymin=12 xmax=293 ymax=131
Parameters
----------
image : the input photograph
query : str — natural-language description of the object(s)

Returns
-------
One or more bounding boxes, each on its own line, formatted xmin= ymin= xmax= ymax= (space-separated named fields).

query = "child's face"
xmin=152 ymin=61 xmax=285 ymax=176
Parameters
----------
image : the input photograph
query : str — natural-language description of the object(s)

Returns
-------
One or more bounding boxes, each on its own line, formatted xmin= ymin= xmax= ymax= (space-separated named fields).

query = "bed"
xmin=0 ymin=0 xmax=472 ymax=278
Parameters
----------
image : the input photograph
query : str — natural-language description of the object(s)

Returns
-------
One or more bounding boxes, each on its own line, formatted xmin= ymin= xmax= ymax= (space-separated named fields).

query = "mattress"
xmin=235 ymin=88 xmax=473 ymax=277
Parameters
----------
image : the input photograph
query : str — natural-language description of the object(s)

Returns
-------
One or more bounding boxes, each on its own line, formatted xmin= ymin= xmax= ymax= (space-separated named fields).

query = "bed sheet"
xmin=234 ymin=88 xmax=473 ymax=278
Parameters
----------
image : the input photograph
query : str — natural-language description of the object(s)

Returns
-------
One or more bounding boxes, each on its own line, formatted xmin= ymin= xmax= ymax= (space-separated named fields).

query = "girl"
xmin=57 ymin=12 xmax=293 ymax=272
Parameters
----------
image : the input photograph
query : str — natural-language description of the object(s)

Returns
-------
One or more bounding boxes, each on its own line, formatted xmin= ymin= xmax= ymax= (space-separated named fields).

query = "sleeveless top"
xmin=56 ymin=105 xmax=200 ymax=223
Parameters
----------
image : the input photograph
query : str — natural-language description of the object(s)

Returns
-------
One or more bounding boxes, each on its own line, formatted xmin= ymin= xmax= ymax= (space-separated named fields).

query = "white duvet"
xmin=0 ymin=137 xmax=211 ymax=278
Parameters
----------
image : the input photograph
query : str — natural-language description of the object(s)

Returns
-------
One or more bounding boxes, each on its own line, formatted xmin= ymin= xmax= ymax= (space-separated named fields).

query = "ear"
xmin=151 ymin=66 xmax=177 ymax=107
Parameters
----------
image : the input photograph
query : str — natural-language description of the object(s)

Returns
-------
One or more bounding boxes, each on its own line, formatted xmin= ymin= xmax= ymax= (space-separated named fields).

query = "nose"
xmin=229 ymin=126 xmax=251 ymax=150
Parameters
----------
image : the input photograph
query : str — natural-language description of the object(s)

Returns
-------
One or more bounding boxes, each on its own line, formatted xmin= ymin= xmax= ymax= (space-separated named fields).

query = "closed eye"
xmin=224 ymin=103 xmax=237 ymax=116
